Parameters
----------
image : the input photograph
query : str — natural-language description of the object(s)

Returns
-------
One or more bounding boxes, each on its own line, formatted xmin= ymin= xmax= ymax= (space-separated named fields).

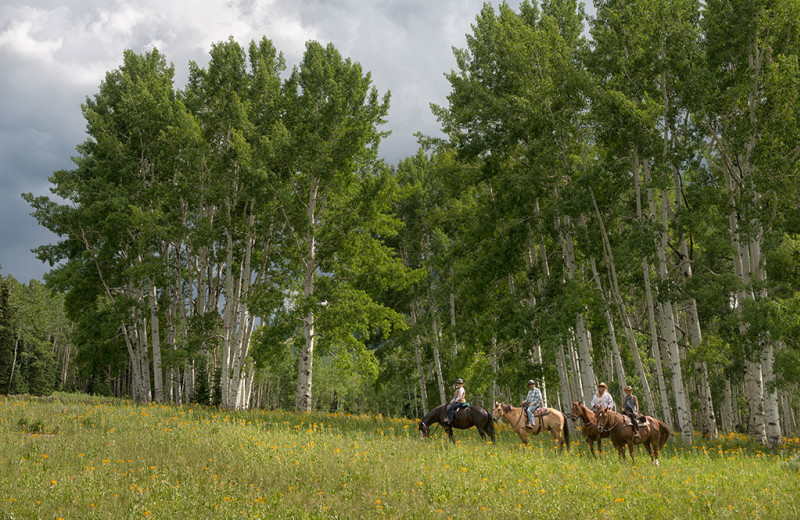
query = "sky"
xmin=1 ymin=0 xmax=593 ymax=284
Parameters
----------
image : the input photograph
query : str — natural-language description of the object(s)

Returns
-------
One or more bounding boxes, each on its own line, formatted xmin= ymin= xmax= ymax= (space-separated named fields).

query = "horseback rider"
xmin=522 ymin=380 xmax=543 ymax=430
xmin=443 ymin=378 xmax=466 ymax=424
xmin=590 ymin=382 xmax=615 ymax=412
xmin=623 ymin=385 xmax=641 ymax=439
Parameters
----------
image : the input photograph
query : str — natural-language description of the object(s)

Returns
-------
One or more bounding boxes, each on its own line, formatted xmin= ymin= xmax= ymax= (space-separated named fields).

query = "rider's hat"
xmin=527 ymin=379 xmax=536 ymax=385
xmin=455 ymin=378 xmax=463 ymax=385
xmin=597 ymin=382 xmax=608 ymax=389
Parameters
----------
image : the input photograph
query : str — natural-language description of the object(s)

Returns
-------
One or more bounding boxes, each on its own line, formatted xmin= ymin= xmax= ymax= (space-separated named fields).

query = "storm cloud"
xmin=1 ymin=0 xmax=543 ymax=282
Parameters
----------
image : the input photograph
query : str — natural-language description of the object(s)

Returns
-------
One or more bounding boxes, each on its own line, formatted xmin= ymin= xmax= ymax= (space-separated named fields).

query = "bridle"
xmin=596 ymin=409 xmax=620 ymax=433
xmin=418 ymin=419 xmax=442 ymax=438
xmin=494 ymin=405 xmax=527 ymax=431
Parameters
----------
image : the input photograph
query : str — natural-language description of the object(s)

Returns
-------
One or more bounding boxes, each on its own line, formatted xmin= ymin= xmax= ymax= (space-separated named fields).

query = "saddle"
xmin=623 ymin=414 xmax=647 ymax=428
xmin=452 ymin=403 xmax=470 ymax=416
xmin=532 ymin=408 xmax=550 ymax=417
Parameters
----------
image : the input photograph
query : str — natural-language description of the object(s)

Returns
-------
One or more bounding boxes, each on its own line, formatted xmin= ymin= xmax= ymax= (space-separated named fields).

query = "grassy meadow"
xmin=1 ymin=394 xmax=799 ymax=519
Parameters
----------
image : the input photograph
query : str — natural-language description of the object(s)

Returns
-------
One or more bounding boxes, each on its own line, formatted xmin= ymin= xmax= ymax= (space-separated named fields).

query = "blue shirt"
xmin=525 ymin=387 xmax=542 ymax=408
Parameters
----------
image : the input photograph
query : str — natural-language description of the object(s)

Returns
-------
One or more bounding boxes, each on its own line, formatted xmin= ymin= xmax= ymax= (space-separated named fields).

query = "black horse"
xmin=418 ymin=403 xmax=495 ymax=443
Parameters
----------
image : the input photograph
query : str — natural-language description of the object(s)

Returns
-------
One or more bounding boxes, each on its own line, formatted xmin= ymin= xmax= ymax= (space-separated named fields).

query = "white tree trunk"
xmin=136 ymin=314 xmax=152 ymax=402
xmin=660 ymin=300 xmax=693 ymax=444
xmin=559 ymin=218 xmax=596 ymax=404
xmin=644 ymin=262 xmax=672 ymax=425
xmin=428 ymin=292 xmax=446 ymax=404
xmin=744 ymin=359 xmax=768 ymax=444
xmin=591 ymin=189 xmax=653 ymax=412
xmin=149 ymin=283 xmax=164 ymax=403
xmin=531 ymin=341 xmax=548 ymax=406
xmin=297 ymin=177 xmax=319 ymax=412
xmin=567 ymin=336 xmax=583 ymax=405
xmin=410 ymin=299 xmax=429 ymax=414
xmin=491 ymin=335 xmax=499 ymax=408
xmin=590 ymin=257 xmax=626 ymax=400
xmin=556 ymin=342 xmax=573 ymax=408
xmin=225 ymin=209 xmax=256 ymax=409
xmin=721 ymin=378 xmax=734 ymax=433
xmin=761 ymin=342 xmax=782 ymax=447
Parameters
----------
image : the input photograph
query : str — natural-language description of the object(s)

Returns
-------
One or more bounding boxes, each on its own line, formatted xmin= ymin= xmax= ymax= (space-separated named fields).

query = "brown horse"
xmin=418 ymin=403 xmax=495 ymax=443
xmin=492 ymin=402 xmax=570 ymax=451
xmin=570 ymin=401 xmax=609 ymax=457
xmin=595 ymin=407 xmax=672 ymax=465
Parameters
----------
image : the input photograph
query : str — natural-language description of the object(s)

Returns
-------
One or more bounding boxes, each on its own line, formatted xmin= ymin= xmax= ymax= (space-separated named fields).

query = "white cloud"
xmin=0 ymin=7 xmax=64 ymax=63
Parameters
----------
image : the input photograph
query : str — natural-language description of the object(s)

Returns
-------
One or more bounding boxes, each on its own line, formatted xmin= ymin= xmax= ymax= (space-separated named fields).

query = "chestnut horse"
xmin=570 ymin=401 xmax=609 ymax=457
xmin=492 ymin=402 xmax=570 ymax=451
xmin=595 ymin=407 xmax=672 ymax=465
xmin=418 ymin=403 xmax=495 ymax=444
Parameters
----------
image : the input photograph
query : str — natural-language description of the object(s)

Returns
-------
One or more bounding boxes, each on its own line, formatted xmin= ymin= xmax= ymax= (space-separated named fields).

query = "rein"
xmin=598 ymin=410 xmax=621 ymax=433
xmin=511 ymin=408 xmax=527 ymax=430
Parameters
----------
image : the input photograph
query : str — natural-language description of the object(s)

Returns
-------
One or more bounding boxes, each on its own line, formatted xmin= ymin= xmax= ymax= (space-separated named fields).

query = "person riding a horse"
xmin=591 ymin=382 xmax=615 ymax=412
xmin=623 ymin=385 xmax=641 ymax=439
xmin=522 ymin=379 xmax=542 ymax=430
xmin=443 ymin=378 xmax=466 ymax=424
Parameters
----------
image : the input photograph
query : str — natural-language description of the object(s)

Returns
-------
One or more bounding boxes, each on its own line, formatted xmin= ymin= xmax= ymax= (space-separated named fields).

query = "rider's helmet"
xmin=455 ymin=378 xmax=463 ymax=385
xmin=527 ymin=380 xmax=536 ymax=385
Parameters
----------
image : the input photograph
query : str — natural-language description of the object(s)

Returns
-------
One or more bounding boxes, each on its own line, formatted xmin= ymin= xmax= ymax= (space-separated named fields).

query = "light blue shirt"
xmin=525 ymin=387 xmax=542 ymax=408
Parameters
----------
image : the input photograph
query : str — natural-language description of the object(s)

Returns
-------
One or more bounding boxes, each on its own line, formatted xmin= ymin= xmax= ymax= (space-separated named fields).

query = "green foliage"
xmin=0 ymin=275 xmax=65 ymax=396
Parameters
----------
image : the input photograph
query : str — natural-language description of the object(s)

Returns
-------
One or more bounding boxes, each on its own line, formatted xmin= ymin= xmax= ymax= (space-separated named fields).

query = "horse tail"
xmin=659 ymin=420 xmax=672 ymax=449
xmin=563 ymin=414 xmax=570 ymax=449
xmin=486 ymin=409 xmax=496 ymax=443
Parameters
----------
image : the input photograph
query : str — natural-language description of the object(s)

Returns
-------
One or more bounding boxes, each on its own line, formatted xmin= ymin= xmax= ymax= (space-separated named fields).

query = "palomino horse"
xmin=570 ymin=401 xmax=610 ymax=457
xmin=492 ymin=402 xmax=570 ymax=451
xmin=595 ymin=407 xmax=672 ymax=465
xmin=418 ymin=403 xmax=495 ymax=444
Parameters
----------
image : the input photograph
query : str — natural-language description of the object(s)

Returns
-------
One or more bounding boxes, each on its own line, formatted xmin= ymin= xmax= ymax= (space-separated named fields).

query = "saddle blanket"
xmin=532 ymin=408 xmax=550 ymax=417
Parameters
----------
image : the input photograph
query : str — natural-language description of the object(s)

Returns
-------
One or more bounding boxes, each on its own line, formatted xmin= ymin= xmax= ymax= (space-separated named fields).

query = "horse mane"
xmin=420 ymin=403 xmax=448 ymax=425
xmin=573 ymin=401 xmax=595 ymax=422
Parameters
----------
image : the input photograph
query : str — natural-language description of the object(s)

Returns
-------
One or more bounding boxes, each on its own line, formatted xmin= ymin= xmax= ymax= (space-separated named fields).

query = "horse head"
xmin=492 ymin=401 xmax=511 ymax=421
xmin=569 ymin=401 xmax=582 ymax=420
xmin=596 ymin=407 xmax=611 ymax=432
xmin=418 ymin=420 xmax=430 ymax=438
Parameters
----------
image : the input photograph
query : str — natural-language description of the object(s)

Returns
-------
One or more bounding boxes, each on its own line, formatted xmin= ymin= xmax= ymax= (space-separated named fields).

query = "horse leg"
xmin=647 ymin=439 xmax=660 ymax=466
xmin=627 ymin=441 xmax=635 ymax=464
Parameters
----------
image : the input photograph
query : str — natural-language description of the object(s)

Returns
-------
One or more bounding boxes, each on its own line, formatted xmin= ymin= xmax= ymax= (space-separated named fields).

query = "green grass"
xmin=1 ymin=393 xmax=798 ymax=519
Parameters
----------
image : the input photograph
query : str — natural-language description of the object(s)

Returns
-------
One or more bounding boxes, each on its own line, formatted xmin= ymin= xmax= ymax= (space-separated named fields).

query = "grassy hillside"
xmin=1 ymin=394 xmax=798 ymax=519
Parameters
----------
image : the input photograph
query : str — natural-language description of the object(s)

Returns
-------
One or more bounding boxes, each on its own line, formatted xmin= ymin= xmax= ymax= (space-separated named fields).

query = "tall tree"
xmin=280 ymin=41 xmax=404 ymax=412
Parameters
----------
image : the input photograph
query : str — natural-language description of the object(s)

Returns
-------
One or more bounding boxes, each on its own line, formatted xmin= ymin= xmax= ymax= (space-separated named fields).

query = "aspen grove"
xmin=15 ymin=0 xmax=800 ymax=447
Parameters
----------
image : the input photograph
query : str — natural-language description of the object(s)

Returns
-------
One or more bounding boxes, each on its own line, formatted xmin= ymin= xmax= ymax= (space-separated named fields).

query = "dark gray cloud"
xmin=2 ymin=0 xmax=596 ymax=283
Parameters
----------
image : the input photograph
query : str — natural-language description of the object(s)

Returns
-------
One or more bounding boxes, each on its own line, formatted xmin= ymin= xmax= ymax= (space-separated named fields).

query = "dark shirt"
xmin=623 ymin=394 xmax=637 ymax=413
